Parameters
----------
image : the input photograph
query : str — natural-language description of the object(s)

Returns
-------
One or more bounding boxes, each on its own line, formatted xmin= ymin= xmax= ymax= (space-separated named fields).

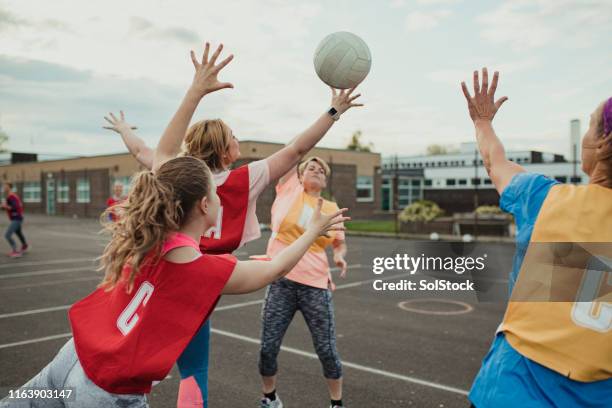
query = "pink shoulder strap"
xmin=162 ymin=232 xmax=200 ymax=256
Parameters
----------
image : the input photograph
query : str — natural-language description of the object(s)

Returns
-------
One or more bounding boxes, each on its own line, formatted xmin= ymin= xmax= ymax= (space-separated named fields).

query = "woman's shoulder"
xmin=162 ymin=246 xmax=201 ymax=264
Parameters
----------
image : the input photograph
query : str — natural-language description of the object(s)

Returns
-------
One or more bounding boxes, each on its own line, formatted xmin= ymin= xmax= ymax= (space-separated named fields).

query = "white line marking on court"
xmin=0 ymin=333 xmax=72 ymax=350
xmin=398 ymin=299 xmax=474 ymax=316
xmin=40 ymin=231 xmax=105 ymax=241
xmin=0 ymin=266 xmax=96 ymax=279
xmin=0 ymin=267 xmax=411 ymax=319
xmin=0 ymin=329 xmax=469 ymax=396
xmin=215 ymin=269 xmax=413 ymax=312
xmin=212 ymin=328 xmax=469 ymax=396
xmin=216 ymin=300 xmax=265 ymax=311
xmin=0 ymin=276 xmax=100 ymax=291
xmin=0 ymin=257 xmax=95 ymax=269
xmin=0 ymin=305 xmax=71 ymax=319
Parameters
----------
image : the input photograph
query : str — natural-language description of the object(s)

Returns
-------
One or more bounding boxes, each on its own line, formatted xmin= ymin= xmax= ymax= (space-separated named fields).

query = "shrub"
xmin=475 ymin=205 xmax=503 ymax=215
xmin=399 ymin=200 xmax=444 ymax=222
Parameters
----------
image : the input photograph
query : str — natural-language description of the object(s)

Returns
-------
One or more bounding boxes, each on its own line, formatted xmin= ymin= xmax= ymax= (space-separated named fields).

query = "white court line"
xmin=0 ymin=265 xmax=368 ymax=318
xmin=0 ymin=329 xmax=468 ymax=396
xmin=0 ymin=255 xmax=244 ymax=273
xmin=0 ymin=305 xmax=71 ymax=319
xmin=0 ymin=267 xmax=412 ymax=319
xmin=0 ymin=257 xmax=95 ymax=269
xmin=0 ymin=333 xmax=72 ymax=350
xmin=216 ymin=300 xmax=265 ymax=311
xmin=0 ymin=266 xmax=95 ymax=279
xmin=211 ymin=328 xmax=469 ymax=396
xmin=216 ymin=269 xmax=415 ymax=312
xmin=40 ymin=231 xmax=105 ymax=241
xmin=0 ymin=276 xmax=100 ymax=291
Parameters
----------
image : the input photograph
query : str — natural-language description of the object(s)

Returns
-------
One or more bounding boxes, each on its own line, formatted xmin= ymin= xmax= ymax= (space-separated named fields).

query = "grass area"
xmin=345 ymin=220 xmax=396 ymax=233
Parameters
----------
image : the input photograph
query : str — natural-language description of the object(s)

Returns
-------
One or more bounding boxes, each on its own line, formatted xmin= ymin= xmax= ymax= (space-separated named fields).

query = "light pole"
xmin=393 ymin=155 xmax=399 ymax=236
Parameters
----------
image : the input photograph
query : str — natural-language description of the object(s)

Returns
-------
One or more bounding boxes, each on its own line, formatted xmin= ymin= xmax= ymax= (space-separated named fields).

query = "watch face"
xmin=329 ymin=107 xmax=338 ymax=115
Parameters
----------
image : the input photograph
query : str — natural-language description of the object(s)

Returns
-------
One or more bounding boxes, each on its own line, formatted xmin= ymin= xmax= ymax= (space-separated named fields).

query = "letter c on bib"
xmin=117 ymin=281 xmax=154 ymax=336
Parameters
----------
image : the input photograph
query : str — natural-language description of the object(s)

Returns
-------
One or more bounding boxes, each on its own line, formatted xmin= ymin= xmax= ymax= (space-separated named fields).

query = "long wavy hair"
xmin=99 ymin=156 xmax=212 ymax=292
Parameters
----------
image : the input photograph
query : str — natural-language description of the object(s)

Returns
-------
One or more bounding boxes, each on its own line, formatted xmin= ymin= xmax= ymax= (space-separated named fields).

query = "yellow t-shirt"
xmin=266 ymin=172 xmax=345 ymax=289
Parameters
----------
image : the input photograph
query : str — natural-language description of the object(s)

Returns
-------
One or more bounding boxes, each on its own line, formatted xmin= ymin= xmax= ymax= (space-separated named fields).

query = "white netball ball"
xmin=313 ymin=31 xmax=372 ymax=89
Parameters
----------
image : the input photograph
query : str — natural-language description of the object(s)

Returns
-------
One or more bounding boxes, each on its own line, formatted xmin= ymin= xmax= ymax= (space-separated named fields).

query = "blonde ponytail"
xmin=99 ymin=157 xmax=211 ymax=292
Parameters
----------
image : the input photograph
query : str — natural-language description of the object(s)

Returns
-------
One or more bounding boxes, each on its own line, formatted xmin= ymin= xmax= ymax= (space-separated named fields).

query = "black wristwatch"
xmin=327 ymin=107 xmax=341 ymax=121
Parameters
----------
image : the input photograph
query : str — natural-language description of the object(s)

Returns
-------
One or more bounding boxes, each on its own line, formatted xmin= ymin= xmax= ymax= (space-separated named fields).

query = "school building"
xmin=0 ymin=141 xmax=381 ymax=223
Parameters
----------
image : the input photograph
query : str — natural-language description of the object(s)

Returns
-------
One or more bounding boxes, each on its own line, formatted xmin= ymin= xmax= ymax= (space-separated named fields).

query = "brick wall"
xmin=16 ymin=168 xmax=111 ymax=218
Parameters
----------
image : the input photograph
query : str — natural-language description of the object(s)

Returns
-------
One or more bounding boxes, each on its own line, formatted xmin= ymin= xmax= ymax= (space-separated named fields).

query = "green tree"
xmin=426 ymin=144 xmax=459 ymax=155
xmin=346 ymin=130 xmax=373 ymax=152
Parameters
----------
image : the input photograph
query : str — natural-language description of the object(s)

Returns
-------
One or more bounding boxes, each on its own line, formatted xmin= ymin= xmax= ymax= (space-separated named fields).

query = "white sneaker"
xmin=260 ymin=396 xmax=283 ymax=408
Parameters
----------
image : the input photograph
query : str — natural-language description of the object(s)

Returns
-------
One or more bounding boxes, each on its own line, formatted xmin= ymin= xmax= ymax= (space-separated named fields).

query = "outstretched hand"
xmin=103 ymin=111 xmax=137 ymax=135
xmin=331 ymin=86 xmax=364 ymax=115
xmin=461 ymin=68 xmax=508 ymax=123
xmin=189 ymin=42 xmax=234 ymax=97
xmin=307 ymin=198 xmax=350 ymax=237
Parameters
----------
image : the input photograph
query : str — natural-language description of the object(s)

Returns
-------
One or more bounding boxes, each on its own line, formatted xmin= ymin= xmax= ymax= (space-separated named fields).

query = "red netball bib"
xmin=200 ymin=165 xmax=250 ymax=254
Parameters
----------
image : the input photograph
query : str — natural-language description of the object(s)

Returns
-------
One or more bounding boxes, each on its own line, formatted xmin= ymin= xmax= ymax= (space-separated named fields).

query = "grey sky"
xmin=0 ymin=0 xmax=610 ymax=158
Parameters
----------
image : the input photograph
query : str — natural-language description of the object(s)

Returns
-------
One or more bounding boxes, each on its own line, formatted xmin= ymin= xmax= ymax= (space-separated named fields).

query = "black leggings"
xmin=259 ymin=278 xmax=342 ymax=379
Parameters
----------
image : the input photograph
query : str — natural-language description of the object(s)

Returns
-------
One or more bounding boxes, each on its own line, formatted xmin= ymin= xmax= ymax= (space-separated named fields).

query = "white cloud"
xmin=477 ymin=0 xmax=612 ymax=51
xmin=0 ymin=0 xmax=609 ymax=160
xmin=405 ymin=9 xmax=452 ymax=31
xmin=426 ymin=57 xmax=540 ymax=85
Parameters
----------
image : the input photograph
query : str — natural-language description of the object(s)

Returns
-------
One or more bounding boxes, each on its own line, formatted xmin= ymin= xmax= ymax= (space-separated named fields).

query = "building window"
xmin=446 ymin=179 xmax=456 ymax=186
xmin=424 ymin=179 xmax=432 ymax=186
xmin=23 ymin=181 xmax=41 ymax=203
xmin=461 ymin=160 xmax=465 ymax=166
xmin=356 ymin=175 xmax=374 ymax=202
xmin=57 ymin=180 xmax=70 ymax=203
xmin=458 ymin=179 xmax=467 ymax=186
xmin=570 ymin=176 xmax=582 ymax=184
xmin=555 ymin=176 xmax=567 ymax=183
xmin=484 ymin=178 xmax=492 ymax=185
xmin=411 ymin=179 xmax=420 ymax=187
xmin=472 ymin=178 xmax=481 ymax=185
xmin=77 ymin=178 xmax=90 ymax=203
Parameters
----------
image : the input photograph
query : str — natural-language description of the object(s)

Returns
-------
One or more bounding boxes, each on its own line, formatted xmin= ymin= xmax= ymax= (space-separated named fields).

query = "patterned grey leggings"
xmin=258 ymin=278 xmax=342 ymax=379
xmin=0 ymin=339 xmax=147 ymax=407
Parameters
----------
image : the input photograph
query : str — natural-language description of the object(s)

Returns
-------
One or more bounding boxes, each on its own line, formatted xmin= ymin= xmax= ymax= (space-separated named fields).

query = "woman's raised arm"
xmin=104 ymin=111 xmax=154 ymax=169
xmin=461 ymin=68 xmax=524 ymax=194
xmin=266 ymin=87 xmax=364 ymax=182
xmin=153 ymin=42 xmax=234 ymax=171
